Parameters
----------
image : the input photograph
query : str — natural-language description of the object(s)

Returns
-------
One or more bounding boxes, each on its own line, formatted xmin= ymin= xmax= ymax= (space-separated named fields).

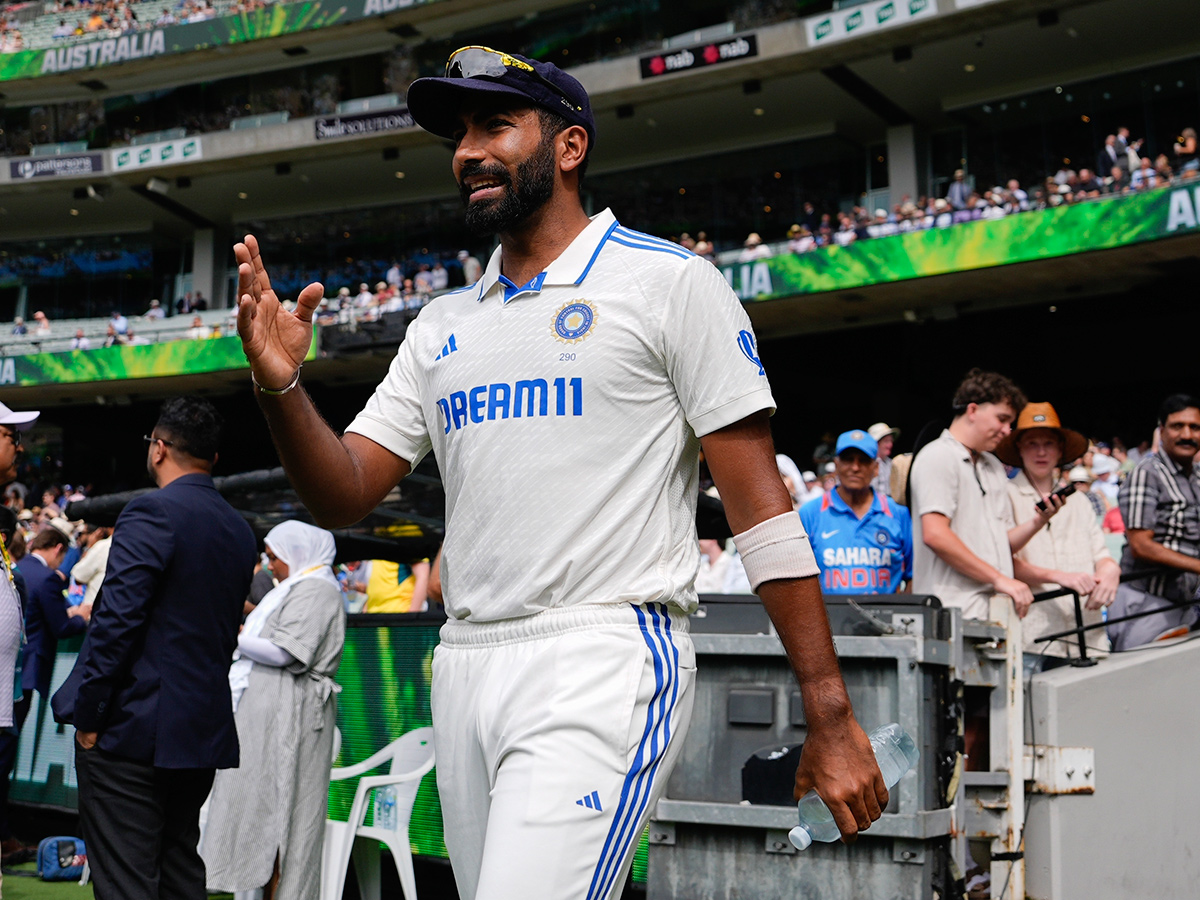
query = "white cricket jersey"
xmin=346 ymin=209 xmax=775 ymax=622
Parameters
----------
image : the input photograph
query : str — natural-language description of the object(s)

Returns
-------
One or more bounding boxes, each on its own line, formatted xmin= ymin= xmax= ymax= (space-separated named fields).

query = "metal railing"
xmin=1030 ymin=567 xmax=1187 ymax=661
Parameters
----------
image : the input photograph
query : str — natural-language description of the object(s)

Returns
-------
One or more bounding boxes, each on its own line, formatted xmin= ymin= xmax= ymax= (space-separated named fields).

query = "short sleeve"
xmin=798 ymin=499 xmax=819 ymax=539
xmin=1088 ymin=513 xmax=1110 ymax=566
xmin=1118 ymin=462 xmax=1157 ymax=531
xmin=660 ymin=257 xmax=776 ymax=437
xmin=897 ymin=506 xmax=914 ymax=581
xmin=71 ymin=545 xmax=104 ymax=587
xmin=269 ymin=579 xmax=342 ymax=670
xmin=911 ymin=442 xmax=959 ymax=521
xmin=344 ymin=315 xmax=431 ymax=466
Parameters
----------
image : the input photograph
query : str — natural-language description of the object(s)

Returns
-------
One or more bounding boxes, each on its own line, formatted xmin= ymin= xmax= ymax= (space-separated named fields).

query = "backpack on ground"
xmin=35 ymin=835 xmax=87 ymax=881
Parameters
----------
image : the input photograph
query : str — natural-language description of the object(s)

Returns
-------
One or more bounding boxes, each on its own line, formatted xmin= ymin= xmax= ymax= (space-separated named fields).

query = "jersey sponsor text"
xmin=437 ymin=377 xmax=583 ymax=434
xmin=822 ymin=546 xmax=894 ymax=567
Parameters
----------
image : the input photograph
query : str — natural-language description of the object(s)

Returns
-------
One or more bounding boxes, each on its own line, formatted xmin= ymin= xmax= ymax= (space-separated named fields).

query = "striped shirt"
xmin=1118 ymin=448 xmax=1200 ymax=598
xmin=0 ymin=554 xmax=21 ymax=728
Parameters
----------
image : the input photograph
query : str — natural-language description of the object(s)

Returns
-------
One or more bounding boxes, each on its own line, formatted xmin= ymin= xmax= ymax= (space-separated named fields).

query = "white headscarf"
xmin=775 ymin=453 xmax=804 ymax=506
xmin=229 ymin=520 xmax=339 ymax=711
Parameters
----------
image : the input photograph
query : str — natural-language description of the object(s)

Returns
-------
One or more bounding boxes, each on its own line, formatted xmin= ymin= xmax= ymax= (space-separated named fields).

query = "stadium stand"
xmin=0 ymin=6 xmax=1198 ymax=898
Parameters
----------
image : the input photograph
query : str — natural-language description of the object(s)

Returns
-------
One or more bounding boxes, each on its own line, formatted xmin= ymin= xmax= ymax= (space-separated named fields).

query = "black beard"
xmin=460 ymin=136 xmax=557 ymax=236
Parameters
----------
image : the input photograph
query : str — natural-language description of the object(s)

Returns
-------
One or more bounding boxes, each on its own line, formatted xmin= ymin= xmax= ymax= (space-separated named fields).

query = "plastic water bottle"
xmin=787 ymin=723 xmax=919 ymax=850
xmin=373 ymin=786 xmax=397 ymax=831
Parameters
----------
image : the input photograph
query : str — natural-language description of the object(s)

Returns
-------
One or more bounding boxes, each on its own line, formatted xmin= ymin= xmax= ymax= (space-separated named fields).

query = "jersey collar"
xmin=825 ymin=486 xmax=891 ymax=519
xmin=474 ymin=208 xmax=620 ymax=304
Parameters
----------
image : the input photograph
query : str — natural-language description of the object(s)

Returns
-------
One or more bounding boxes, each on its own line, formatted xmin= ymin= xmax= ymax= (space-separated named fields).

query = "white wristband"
xmin=732 ymin=511 xmax=820 ymax=592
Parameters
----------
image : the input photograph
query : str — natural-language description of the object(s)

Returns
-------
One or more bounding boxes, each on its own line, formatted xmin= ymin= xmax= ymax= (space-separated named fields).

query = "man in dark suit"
xmin=52 ymin=397 xmax=257 ymax=900
xmin=1097 ymin=134 xmax=1126 ymax=177
xmin=16 ymin=528 xmax=88 ymax=722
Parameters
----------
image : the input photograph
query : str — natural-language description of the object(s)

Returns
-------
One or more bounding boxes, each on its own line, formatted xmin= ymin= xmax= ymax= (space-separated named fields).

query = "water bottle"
xmin=787 ymin=722 xmax=919 ymax=850
xmin=373 ymin=785 xmax=397 ymax=831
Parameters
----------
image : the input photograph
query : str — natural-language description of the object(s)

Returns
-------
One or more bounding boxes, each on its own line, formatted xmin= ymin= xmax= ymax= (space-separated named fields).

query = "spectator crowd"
xmin=4 ymin=247 xmax=485 ymax=351
xmin=697 ymin=370 xmax=1200 ymax=666
xmin=677 ymin=122 xmax=1199 ymax=261
xmin=0 ymin=365 xmax=1196 ymax=878
xmin=0 ymin=0 xmax=270 ymax=54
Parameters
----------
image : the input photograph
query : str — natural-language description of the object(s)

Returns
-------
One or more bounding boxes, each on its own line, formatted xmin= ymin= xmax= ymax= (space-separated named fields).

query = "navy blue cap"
xmin=407 ymin=49 xmax=596 ymax=156
xmin=835 ymin=429 xmax=878 ymax=460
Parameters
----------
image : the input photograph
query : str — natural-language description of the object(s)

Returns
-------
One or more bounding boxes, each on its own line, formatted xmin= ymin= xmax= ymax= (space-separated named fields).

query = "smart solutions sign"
xmin=315 ymin=107 xmax=415 ymax=140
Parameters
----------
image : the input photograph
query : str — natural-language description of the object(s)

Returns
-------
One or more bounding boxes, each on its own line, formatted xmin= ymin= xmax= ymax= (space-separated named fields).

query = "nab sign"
xmin=640 ymin=34 xmax=758 ymax=79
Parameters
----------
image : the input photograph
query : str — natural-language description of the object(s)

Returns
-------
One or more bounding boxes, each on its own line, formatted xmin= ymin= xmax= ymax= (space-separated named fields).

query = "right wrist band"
xmin=732 ymin=510 xmax=820 ymax=592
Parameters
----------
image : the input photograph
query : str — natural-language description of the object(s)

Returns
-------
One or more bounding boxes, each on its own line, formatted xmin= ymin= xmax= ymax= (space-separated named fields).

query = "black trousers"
xmin=0 ymin=691 xmax=34 ymax=839
xmin=74 ymin=744 xmax=214 ymax=900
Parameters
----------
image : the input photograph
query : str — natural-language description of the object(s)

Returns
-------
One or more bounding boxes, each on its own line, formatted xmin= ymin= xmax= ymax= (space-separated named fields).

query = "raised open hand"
xmin=234 ymin=234 xmax=325 ymax=391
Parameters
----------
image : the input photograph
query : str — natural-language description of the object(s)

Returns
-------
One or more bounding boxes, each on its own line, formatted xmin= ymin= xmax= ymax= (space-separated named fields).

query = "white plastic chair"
xmin=321 ymin=727 xmax=435 ymax=900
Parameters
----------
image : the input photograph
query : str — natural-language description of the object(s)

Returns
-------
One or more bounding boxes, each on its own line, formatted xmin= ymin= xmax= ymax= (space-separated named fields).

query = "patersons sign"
xmin=8 ymin=154 xmax=103 ymax=180
xmin=314 ymin=108 xmax=416 ymax=140
xmin=638 ymin=34 xmax=758 ymax=79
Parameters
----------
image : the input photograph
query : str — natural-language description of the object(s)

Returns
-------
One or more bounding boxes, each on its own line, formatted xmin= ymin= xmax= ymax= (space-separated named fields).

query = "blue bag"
xmin=36 ymin=836 xmax=87 ymax=881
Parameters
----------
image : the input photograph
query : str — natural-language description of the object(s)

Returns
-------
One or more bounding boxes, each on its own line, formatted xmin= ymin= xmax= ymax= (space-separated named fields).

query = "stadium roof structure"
xmin=0 ymin=0 xmax=1195 ymax=352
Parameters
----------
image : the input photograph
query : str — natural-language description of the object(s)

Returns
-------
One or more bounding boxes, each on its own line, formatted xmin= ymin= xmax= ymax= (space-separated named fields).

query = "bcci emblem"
xmin=877 ymin=531 xmax=890 ymax=545
xmin=552 ymin=300 xmax=597 ymax=344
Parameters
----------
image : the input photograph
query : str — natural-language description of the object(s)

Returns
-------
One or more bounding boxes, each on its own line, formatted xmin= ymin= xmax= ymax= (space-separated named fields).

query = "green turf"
xmin=0 ymin=865 xmax=235 ymax=899
xmin=0 ymin=864 xmax=91 ymax=899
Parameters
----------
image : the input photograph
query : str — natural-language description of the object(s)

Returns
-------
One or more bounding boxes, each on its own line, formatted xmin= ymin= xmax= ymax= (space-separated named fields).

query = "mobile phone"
xmin=1035 ymin=482 xmax=1077 ymax=512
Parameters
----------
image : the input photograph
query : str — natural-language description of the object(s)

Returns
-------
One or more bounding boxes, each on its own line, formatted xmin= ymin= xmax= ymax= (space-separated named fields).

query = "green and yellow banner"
xmin=0 ymin=333 xmax=316 ymax=387
xmin=0 ymin=0 xmax=442 ymax=81
xmin=724 ymin=184 xmax=1200 ymax=302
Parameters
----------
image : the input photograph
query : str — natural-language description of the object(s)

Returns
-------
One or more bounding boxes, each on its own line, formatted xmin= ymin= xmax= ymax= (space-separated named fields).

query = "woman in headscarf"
xmin=774 ymin=453 xmax=805 ymax=511
xmin=202 ymin=520 xmax=346 ymax=900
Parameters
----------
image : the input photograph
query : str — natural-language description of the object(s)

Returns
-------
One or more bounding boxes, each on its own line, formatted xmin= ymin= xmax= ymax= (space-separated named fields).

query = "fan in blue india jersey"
xmin=800 ymin=429 xmax=913 ymax=594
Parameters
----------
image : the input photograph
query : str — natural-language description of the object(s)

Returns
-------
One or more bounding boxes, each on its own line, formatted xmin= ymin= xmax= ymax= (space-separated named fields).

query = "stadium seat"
xmin=322 ymin=727 xmax=435 ymax=900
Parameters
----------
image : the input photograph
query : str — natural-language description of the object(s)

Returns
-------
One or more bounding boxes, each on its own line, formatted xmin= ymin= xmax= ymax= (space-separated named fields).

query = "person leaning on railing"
xmin=1108 ymin=394 xmax=1200 ymax=650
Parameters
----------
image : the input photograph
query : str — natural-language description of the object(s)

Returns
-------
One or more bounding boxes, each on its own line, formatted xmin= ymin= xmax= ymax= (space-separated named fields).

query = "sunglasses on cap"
xmin=445 ymin=46 xmax=584 ymax=114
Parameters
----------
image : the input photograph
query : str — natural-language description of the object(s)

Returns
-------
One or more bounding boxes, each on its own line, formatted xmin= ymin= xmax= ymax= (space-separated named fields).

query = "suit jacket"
xmin=16 ymin=554 xmax=85 ymax=696
xmin=51 ymin=473 xmax=256 ymax=769
xmin=1097 ymin=145 xmax=1118 ymax=176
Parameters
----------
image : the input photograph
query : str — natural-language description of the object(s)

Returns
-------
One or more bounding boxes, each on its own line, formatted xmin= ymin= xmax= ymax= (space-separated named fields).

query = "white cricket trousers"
xmin=431 ymin=602 xmax=696 ymax=900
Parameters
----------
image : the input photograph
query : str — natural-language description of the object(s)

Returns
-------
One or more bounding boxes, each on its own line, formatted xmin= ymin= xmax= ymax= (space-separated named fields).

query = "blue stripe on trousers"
xmin=586 ymin=605 xmax=681 ymax=900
